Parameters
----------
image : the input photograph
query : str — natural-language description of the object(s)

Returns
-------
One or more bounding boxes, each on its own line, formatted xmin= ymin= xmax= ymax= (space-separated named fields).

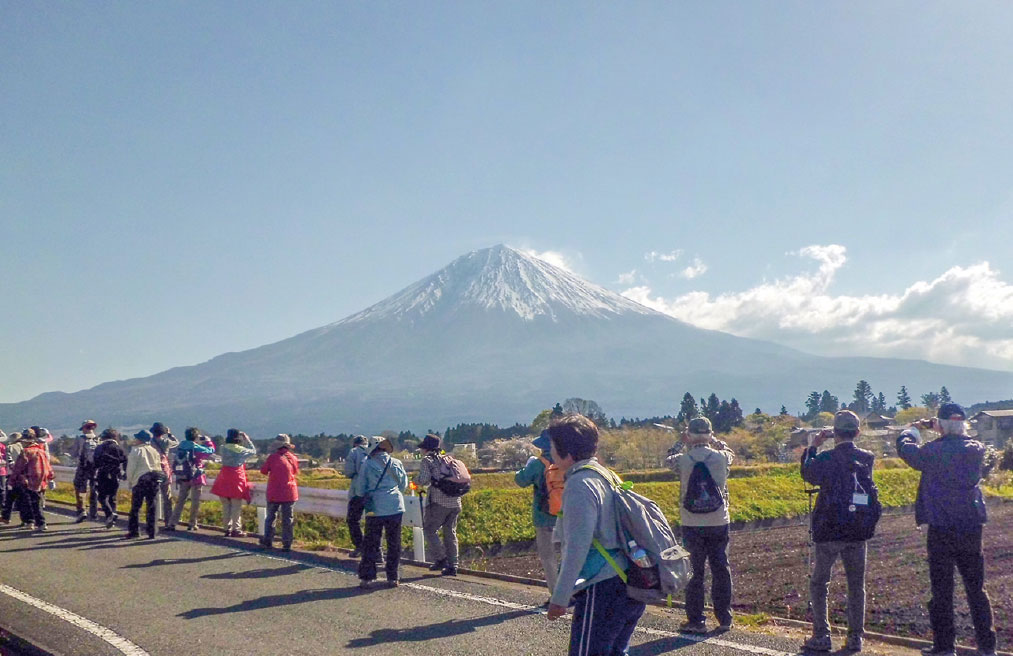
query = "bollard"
xmin=413 ymin=526 xmax=426 ymax=562
xmin=257 ymin=506 xmax=267 ymax=537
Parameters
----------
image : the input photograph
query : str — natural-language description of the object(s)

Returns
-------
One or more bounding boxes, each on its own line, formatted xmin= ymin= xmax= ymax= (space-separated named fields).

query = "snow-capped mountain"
xmin=3 ymin=245 xmax=1012 ymax=435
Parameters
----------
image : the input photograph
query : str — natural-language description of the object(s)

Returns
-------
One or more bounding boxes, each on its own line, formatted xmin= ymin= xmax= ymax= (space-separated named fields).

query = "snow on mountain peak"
xmin=337 ymin=244 xmax=656 ymax=325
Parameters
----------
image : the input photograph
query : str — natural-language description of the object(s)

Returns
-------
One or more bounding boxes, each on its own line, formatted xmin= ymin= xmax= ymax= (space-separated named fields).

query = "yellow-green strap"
xmin=592 ymin=538 xmax=628 ymax=583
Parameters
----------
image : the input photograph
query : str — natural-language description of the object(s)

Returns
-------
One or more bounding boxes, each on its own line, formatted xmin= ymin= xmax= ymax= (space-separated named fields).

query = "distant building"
xmin=452 ymin=443 xmax=477 ymax=457
xmin=970 ymin=410 xmax=1013 ymax=446
xmin=863 ymin=413 xmax=892 ymax=429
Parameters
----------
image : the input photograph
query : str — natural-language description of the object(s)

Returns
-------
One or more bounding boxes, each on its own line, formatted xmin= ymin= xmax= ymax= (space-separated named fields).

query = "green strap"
xmin=592 ymin=538 xmax=627 ymax=583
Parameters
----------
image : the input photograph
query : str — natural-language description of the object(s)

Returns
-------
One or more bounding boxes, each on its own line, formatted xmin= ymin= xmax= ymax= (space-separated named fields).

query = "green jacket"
xmin=514 ymin=454 xmax=556 ymax=528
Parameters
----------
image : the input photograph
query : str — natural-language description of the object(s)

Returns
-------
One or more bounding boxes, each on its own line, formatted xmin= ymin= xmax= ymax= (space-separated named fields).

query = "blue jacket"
xmin=514 ymin=453 xmax=556 ymax=528
xmin=897 ymin=428 xmax=992 ymax=528
xmin=353 ymin=452 xmax=409 ymax=517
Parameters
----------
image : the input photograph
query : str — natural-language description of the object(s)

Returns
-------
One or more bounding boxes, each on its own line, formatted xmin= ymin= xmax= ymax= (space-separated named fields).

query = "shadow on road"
xmin=344 ymin=609 xmax=533 ymax=648
xmin=628 ymin=634 xmax=704 ymax=655
xmin=0 ymin=534 xmax=124 ymax=552
xmin=178 ymin=586 xmax=363 ymax=619
xmin=201 ymin=563 xmax=313 ymax=580
xmin=122 ymin=551 xmax=249 ymax=568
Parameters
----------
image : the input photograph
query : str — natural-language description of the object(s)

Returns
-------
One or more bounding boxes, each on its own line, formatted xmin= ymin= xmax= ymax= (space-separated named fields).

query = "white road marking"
xmin=0 ymin=583 xmax=151 ymax=656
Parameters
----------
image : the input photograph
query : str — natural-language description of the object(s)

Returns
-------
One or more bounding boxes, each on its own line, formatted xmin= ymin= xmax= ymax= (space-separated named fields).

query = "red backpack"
xmin=539 ymin=456 xmax=565 ymax=516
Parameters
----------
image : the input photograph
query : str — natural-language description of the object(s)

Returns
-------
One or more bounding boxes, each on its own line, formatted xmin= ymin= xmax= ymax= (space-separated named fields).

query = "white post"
xmin=413 ymin=526 xmax=426 ymax=563
xmin=257 ymin=506 xmax=267 ymax=537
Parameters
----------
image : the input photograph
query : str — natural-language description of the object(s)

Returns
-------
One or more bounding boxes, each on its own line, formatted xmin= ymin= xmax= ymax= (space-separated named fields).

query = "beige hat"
xmin=270 ymin=433 xmax=293 ymax=451
xmin=834 ymin=410 xmax=861 ymax=431
xmin=370 ymin=436 xmax=394 ymax=454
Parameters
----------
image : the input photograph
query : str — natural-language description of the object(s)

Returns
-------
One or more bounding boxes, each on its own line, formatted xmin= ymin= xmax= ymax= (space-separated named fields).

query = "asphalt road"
xmin=0 ymin=508 xmax=882 ymax=656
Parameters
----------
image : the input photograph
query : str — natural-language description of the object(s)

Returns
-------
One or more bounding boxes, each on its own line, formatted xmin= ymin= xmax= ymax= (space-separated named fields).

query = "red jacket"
xmin=11 ymin=443 xmax=53 ymax=492
xmin=260 ymin=449 xmax=299 ymax=503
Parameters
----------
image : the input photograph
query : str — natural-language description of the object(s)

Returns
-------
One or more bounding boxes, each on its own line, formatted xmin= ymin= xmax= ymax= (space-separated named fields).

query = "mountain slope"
xmin=3 ymin=245 xmax=1012 ymax=435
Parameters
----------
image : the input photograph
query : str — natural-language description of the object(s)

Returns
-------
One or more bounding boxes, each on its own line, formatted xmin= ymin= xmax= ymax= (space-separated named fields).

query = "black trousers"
xmin=359 ymin=513 xmax=402 ymax=582
xmin=96 ymin=470 xmax=120 ymax=519
xmin=19 ymin=489 xmax=46 ymax=528
xmin=128 ymin=473 xmax=160 ymax=537
xmin=927 ymin=525 xmax=996 ymax=653
xmin=2 ymin=482 xmax=29 ymax=523
xmin=346 ymin=495 xmax=366 ymax=550
xmin=683 ymin=524 xmax=733 ymax=624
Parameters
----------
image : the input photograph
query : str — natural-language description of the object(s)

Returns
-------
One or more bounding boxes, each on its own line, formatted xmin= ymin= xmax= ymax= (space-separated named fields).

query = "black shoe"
xmin=74 ymin=514 xmax=87 ymax=524
xmin=428 ymin=558 xmax=448 ymax=571
xmin=359 ymin=579 xmax=371 ymax=590
xmin=123 ymin=532 xmax=140 ymax=539
xmin=349 ymin=548 xmax=362 ymax=558
xmin=441 ymin=566 xmax=458 ymax=577
xmin=163 ymin=526 xmax=176 ymax=532
xmin=106 ymin=515 xmax=118 ymax=529
xmin=146 ymin=534 xmax=156 ymax=540
xmin=281 ymin=545 xmax=291 ymax=552
xmin=386 ymin=580 xmax=399 ymax=588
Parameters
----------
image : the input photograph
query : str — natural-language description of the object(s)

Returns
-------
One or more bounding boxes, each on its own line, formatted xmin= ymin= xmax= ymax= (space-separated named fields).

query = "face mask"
xmin=938 ymin=418 xmax=968 ymax=436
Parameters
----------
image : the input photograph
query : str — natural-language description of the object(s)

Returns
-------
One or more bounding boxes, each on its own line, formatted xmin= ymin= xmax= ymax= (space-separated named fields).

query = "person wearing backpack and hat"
xmin=415 ymin=434 xmax=462 ymax=577
xmin=10 ymin=429 xmax=54 ymax=532
xmin=545 ymin=414 xmax=646 ymax=656
xmin=93 ymin=428 xmax=128 ymax=529
xmin=149 ymin=422 xmax=179 ymax=528
xmin=801 ymin=409 xmax=880 ymax=653
xmin=0 ymin=430 xmax=9 ymax=521
xmin=343 ymin=435 xmax=371 ymax=558
xmin=69 ymin=419 xmax=101 ymax=522
xmin=125 ymin=429 xmax=164 ymax=539
xmin=166 ymin=428 xmax=216 ymax=532
xmin=354 ymin=436 xmax=409 ymax=589
xmin=666 ymin=416 xmax=735 ymax=634
xmin=259 ymin=434 xmax=299 ymax=552
xmin=514 ymin=429 xmax=560 ymax=599
xmin=897 ymin=403 xmax=998 ymax=656
xmin=1 ymin=431 xmax=30 ymax=526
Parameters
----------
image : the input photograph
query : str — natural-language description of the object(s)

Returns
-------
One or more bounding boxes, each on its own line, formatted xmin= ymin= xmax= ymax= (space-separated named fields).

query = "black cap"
xmin=937 ymin=402 xmax=966 ymax=420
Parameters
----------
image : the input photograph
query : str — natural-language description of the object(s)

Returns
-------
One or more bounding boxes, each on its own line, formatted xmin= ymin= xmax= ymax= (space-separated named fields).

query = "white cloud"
xmin=616 ymin=269 xmax=638 ymax=285
xmin=680 ymin=258 xmax=708 ymax=279
xmin=621 ymin=244 xmax=1013 ymax=371
xmin=645 ymin=250 xmax=682 ymax=263
xmin=522 ymin=249 xmax=576 ymax=273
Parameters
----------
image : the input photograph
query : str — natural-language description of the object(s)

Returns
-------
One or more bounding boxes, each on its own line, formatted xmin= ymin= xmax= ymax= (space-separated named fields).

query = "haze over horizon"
xmin=4 ymin=3 xmax=1013 ymax=404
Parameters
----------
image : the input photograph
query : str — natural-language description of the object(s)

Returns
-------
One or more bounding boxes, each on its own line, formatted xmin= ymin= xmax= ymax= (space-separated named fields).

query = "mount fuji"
xmin=4 ymin=245 xmax=1012 ymax=435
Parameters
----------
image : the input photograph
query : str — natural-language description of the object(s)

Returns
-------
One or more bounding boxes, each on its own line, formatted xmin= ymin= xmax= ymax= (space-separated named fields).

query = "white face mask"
xmin=938 ymin=418 xmax=968 ymax=436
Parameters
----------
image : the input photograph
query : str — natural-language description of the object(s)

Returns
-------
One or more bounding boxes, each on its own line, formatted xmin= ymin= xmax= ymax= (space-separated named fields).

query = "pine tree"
xmin=819 ymin=391 xmax=839 ymax=414
xmin=676 ymin=392 xmax=699 ymax=424
xmin=780 ymin=405 xmax=789 ymax=416
xmin=871 ymin=392 xmax=887 ymax=414
xmin=704 ymin=393 xmax=720 ymax=421
xmin=852 ymin=380 xmax=873 ymax=414
xmin=921 ymin=392 xmax=941 ymax=410
xmin=897 ymin=386 xmax=912 ymax=410
xmin=551 ymin=403 xmax=564 ymax=416
xmin=805 ymin=391 xmax=821 ymax=420
xmin=940 ymin=386 xmax=952 ymax=404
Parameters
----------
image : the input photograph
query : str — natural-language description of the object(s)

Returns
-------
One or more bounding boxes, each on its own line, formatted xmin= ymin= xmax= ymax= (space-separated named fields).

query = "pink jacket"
xmin=260 ymin=449 xmax=299 ymax=503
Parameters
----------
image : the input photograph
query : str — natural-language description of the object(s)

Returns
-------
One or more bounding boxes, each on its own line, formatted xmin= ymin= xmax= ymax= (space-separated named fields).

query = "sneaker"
xmin=163 ymin=526 xmax=176 ymax=532
xmin=123 ymin=532 xmax=140 ymax=539
xmin=441 ymin=566 xmax=458 ymax=577
xmin=186 ymin=525 xmax=198 ymax=531
xmin=259 ymin=540 xmax=272 ymax=549
xmin=920 ymin=648 xmax=955 ymax=656
xmin=34 ymin=525 xmax=48 ymax=532
xmin=281 ymin=545 xmax=291 ymax=553
xmin=74 ymin=514 xmax=87 ymax=524
xmin=428 ymin=558 xmax=448 ymax=571
xmin=679 ymin=620 xmax=708 ymax=635
xmin=386 ymin=580 xmax=399 ymax=588
xmin=803 ymin=636 xmax=832 ymax=652
xmin=845 ymin=636 xmax=863 ymax=652
xmin=106 ymin=514 xmax=118 ymax=529
xmin=232 ymin=530 xmax=246 ymax=538
xmin=717 ymin=619 xmax=733 ymax=632
xmin=349 ymin=549 xmax=362 ymax=559
xmin=359 ymin=579 xmax=371 ymax=590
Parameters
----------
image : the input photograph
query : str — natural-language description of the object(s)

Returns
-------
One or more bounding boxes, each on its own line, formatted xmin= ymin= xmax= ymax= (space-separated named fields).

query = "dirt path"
xmin=467 ymin=503 xmax=1013 ymax=646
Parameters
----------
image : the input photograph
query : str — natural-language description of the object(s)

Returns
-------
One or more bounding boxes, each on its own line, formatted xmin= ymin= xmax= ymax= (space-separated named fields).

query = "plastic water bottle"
xmin=628 ymin=540 xmax=652 ymax=568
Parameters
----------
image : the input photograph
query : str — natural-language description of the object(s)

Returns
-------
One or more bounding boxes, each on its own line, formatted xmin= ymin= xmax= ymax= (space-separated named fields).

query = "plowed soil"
xmin=467 ymin=502 xmax=1013 ymax=646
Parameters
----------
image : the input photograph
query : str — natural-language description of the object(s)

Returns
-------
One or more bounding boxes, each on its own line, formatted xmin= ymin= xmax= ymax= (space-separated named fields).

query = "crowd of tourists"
xmin=0 ymin=403 xmax=1000 ymax=656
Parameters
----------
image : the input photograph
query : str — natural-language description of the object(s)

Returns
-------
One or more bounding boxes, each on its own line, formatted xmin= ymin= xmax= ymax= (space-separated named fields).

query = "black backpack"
xmin=173 ymin=448 xmax=197 ymax=481
xmin=819 ymin=450 xmax=882 ymax=542
xmin=682 ymin=453 xmax=725 ymax=514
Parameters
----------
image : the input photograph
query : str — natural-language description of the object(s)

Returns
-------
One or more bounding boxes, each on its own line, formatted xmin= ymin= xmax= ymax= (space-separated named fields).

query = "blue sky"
xmin=3 ymin=3 xmax=1013 ymax=403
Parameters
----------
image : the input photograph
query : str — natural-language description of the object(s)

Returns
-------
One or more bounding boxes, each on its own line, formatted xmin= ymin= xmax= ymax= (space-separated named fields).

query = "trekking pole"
xmin=801 ymin=429 xmax=821 ymax=618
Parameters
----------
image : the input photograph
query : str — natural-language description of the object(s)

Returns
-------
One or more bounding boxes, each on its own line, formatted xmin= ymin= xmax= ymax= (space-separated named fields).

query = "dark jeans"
xmin=569 ymin=574 xmax=646 ymax=656
xmin=683 ymin=524 xmax=733 ymax=624
xmin=96 ymin=470 xmax=120 ymax=519
xmin=927 ymin=525 xmax=996 ymax=653
xmin=128 ymin=473 xmax=160 ymax=538
xmin=0 ymin=475 xmax=6 ymax=515
xmin=74 ymin=462 xmax=98 ymax=517
xmin=347 ymin=495 xmax=366 ymax=550
xmin=263 ymin=501 xmax=294 ymax=548
xmin=19 ymin=489 xmax=46 ymax=528
xmin=359 ymin=513 xmax=402 ymax=582
xmin=2 ymin=483 xmax=29 ymax=523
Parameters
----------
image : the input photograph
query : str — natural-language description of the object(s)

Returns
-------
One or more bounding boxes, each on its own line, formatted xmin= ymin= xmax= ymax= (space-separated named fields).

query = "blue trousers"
xmin=569 ymin=574 xmax=645 ymax=656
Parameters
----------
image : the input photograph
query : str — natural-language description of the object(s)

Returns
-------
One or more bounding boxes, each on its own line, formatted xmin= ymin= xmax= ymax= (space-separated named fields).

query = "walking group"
xmin=0 ymin=403 xmax=1000 ymax=656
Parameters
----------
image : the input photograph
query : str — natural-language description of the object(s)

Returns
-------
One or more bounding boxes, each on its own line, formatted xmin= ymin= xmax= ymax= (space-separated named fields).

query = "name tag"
xmin=852 ymin=493 xmax=869 ymax=506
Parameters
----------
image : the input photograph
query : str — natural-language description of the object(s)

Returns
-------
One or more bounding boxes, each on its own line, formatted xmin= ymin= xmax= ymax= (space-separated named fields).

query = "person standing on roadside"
xmin=125 ymin=430 xmax=164 ymax=539
xmin=801 ymin=410 xmax=879 ymax=653
xmin=210 ymin=429 xmax=257 ymax=537
xmin=343 ymin=435 xmax=370 ymax=558
xmin=355 ymin=436 xmax=408 ymax=589
xmin=69 ymin=419 xmax=101 ymax=522
xmin=415 ymin=434 xmax=462 ymax=577
xmin=166 ymin=428 xmax=216 ymax=532
xmin=665 ymin=416 xmax=735 ymax=634
xmin=0 ymin=430 xmax=9 ymax=519
xmin=259 ymin=434 xmax=299 ymax=552
xmin=1 ymin=431 xmax=29 ymax=526
xmin=546 ymin=414 xmax=646 ymax=656
xmin=897 ymin=403 xmax=998 ymax=656
xmin=149 ymin=422 xmax=178 ymax=528
xmin=93 ymin=428 xmax=128 ymax=528
xmin=514 ymin=429 xmax=559 ymax=601
xmin=10 ymin=428 xmax=54 ymax=532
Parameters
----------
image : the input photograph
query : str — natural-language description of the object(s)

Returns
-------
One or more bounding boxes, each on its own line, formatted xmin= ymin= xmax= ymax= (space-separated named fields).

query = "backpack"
xmin=538 ymin=456 xmax=565 ymax=516
xmin=582 ymin=463 xmax=692 ymax=604
xmin=173 ymin=447 xmax=198 ymax=481
xmin=817 ymin=450 xmax=882 ymax=542
xmin=682 ymin=453 xmax=725 ymax=514
xmin=79 ymin=436 xmax=98 ymax=466
xmin=430 ymin=454 xmax=472 ymax=497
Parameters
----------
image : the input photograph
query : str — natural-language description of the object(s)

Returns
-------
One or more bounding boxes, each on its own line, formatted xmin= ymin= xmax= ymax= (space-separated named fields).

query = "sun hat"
xmin=133 ymin=429 xmax=153 ymax=443
xmin=270 ymin=433 xmax=293 ymax=451
xmin=80 ymin=419 xmax=98 ymax=431
xmin=418 ymin=434 xmax=440 ymax=452
xmin=532 ymin=429 xmax=551 ymax=452
xmin=833 ymin=410 xmax=861 ymax=432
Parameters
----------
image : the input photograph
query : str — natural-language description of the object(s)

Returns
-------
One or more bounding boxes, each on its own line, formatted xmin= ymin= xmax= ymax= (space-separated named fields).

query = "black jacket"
xmin=897 ymin=430 xmax=991 ymax=529
xmin=801 ymin=441 xmax=877 ymax=542
xmin=93 ymin=440 xmax=127 ymax=477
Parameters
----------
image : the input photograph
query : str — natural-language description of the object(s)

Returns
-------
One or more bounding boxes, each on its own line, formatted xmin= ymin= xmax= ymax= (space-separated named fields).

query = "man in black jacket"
xmin=800 ymin=410 xmax=879 ymax=653
xmin=897 ymin=403 xmax=997 ymax=656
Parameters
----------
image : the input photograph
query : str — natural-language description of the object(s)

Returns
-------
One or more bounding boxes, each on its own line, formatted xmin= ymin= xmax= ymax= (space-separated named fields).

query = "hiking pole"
xmin=802 ymin=430 xmax=821 ymax=618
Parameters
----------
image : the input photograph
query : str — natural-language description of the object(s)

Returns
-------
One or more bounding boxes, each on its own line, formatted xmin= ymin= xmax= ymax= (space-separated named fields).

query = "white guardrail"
xmin=52 ymin=465 xmax=428 ymax=560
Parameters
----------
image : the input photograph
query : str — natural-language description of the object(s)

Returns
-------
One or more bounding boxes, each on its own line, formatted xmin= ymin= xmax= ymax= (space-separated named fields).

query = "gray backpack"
xmin=583 ymin=463 xmax=692 ymax=604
